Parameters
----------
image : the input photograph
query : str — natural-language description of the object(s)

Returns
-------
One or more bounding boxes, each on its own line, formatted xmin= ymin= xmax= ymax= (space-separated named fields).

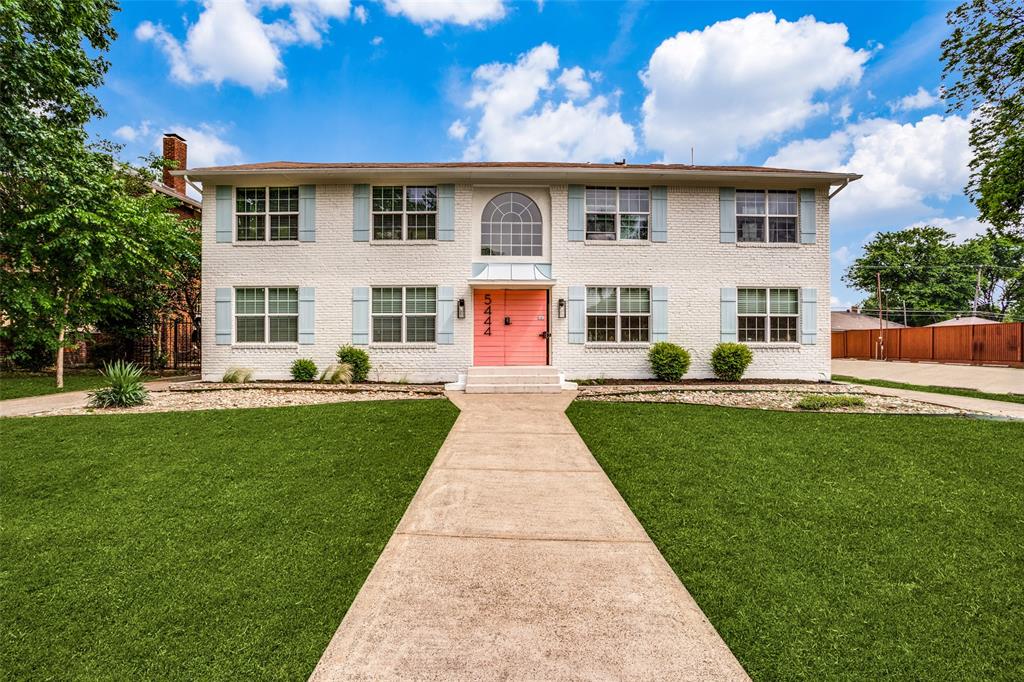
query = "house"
xmin=831 ymin=307 xmax=906 ymax=331
xmin=177 ymin=162 xmax=860 ymax=384
xmin=927 ymin=315 xmax=1000 ymax=327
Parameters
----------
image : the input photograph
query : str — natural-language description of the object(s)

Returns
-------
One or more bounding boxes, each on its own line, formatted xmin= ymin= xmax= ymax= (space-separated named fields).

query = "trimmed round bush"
xmin=336 ymin=345 xmax=371 ymax=382
xmin=290 ymin=358 xmax=318 ymax=381
xmin=648 ymin=342 xmax=691 ymax=381
xmin=710 ymin=342 xmax=753 ymax=382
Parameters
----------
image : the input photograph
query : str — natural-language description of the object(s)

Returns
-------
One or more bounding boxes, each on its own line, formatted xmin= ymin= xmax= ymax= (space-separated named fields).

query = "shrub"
xmin=710 ymin=342 xmax=754 ymax=381
xmin=648 ymin=342 xmax=691 ymax=381
xmin=9 ymin=339 xmax=53 ymax=372
xmin=319 ymin=363 xmax=353 ymax=384
xmin=290 ymin=358 xmax=318 ymax=381
xmin=222 ymin=367 xmax=254 ymax=383
xmin=336 ymin=346 xmax=370 ymax=382
xmin=88 ymin=360 xmax=149 ymax=408
xmin=796 ymin=394 xmax=865 ymax=411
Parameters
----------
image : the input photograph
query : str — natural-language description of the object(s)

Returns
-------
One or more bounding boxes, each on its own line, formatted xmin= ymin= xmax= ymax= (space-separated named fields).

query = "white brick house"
xmin=179 ymin=162 xmax=859 ymax=384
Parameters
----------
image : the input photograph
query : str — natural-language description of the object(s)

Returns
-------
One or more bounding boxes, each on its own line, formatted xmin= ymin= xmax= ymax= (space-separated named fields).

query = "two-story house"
xmin=178 ymin=162 xmax=859 ymax=386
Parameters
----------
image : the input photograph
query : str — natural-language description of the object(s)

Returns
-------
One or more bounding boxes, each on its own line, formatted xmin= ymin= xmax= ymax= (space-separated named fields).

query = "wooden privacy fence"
xmin=831 ymin=322 xmax=1023 ymax=367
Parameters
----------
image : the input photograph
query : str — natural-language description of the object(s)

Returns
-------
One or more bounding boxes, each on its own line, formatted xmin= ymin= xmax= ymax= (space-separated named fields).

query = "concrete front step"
xmin=467 ymin=365 xmax=560 ymax=377
xmin=465 ymin=383 xmax=563 ymax=394
xmin=466 ymin=374 xmax=561 ymax=385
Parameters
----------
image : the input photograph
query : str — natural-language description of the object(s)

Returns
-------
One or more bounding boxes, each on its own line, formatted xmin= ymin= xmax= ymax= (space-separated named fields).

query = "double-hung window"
xmin=234 ymin=287 xmax=298 ymax=343
xmin=586 ymin=287 xmax=651 ymax=342
xmin=372 ymin=287 xmax=437 ymax=343
xmin=736 ymin=190 xmax=798 ymax=243
xmin=738 ymin=288 xmax=799 ymax=342
xmin=585 ymin=187 xmax=650 ymax=241
xmin=372 ymin=186 xmax=437 ymax=240
xmin=236 ymin=187 xmax=299 ymax=241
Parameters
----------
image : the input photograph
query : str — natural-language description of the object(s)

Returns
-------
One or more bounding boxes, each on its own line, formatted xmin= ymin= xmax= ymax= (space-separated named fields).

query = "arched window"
xmin=481 ymin=192 xmax=543 ymax=257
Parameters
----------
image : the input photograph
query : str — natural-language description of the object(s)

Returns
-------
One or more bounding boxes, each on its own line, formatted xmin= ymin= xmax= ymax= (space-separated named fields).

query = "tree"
xmin=843 ymin=227 xmax=980 ymax=325
xmin=942 ymin=0 xmax=1024 ymax=236
xmin=960 ymin=231 xmax=1024 ymax=316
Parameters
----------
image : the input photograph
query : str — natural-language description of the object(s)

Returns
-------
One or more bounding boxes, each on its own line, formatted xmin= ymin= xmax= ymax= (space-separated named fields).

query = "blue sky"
xmin=94 ymin=0 xmax=979 ymax=307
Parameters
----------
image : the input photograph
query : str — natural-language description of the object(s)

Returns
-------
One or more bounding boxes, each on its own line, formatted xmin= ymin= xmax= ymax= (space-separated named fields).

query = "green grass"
xmin=1 ymin=371 xmax=158 ymax=400
xmin=794 ymin=393 xmax=865 ymax=410
xmin=567 ymin=402 xmax=1024 ymax=680
xmin=834 ymin=374 xmax=1024 ymax=405
xmin=1 ymin=400 xmax=459 ymax=680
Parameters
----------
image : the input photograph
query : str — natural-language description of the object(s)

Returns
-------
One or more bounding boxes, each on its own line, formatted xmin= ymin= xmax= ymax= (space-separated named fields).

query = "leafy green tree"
xmin=942 ymin=0 xmax=1024 ymax=236
xmin=843 ymin=227 xmax=979 ymax=325
xmin=960 ymin=230 xmax=1024 ymax=316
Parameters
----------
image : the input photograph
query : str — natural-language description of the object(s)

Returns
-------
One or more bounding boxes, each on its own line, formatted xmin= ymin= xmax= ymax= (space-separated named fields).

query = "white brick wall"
xmin=202 ymin=179 xmax=832 ymax=382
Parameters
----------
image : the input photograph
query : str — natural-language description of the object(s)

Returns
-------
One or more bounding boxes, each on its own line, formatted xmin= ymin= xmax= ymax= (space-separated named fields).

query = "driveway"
xmin=833 ymin=359 xmax=1024 ymax=394
xmin=309 ymin=391 xmax=747 ymax=680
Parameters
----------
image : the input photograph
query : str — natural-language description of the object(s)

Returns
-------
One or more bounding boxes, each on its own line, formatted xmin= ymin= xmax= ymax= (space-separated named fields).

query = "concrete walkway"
xmin=838 ymin=383 xmax=1024 ymax=419
xmin=310 ymin=391 xmax=747 ymax=681
xmin=833 ymin=359 xmax=1024 ymax=394
xmin=0 ymin=376 xmax=197 ymax=418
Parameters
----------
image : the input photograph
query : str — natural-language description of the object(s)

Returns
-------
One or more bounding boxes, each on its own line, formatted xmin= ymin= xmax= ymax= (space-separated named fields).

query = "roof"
xmin=831 ymin=311 xmax=907 ymax=331
xmin=926 ymin=316 xmax=1001 ymax=327
xmin=176 ymin=161 xmax=861 ymax=185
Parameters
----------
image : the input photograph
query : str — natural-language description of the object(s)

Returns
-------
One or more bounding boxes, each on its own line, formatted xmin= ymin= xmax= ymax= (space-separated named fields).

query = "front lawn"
xmin=1 ymin=371 xmax=157 ymax=400
xmin=1 ymin=400 xmax=458 ymax=680
xmin=568 ymin=402 xmax=1024 ymax=680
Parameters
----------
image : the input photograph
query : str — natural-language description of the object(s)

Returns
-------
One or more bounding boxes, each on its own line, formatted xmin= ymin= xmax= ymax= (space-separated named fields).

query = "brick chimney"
xmin=162 ymin=133 xmax=187 ymax=196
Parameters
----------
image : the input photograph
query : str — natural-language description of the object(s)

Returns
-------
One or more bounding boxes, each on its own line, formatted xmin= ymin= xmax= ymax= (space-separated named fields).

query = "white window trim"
xmin=585 ymin=286 xmax=652 ymax=344
xmin=737 ymin=287 xmax=801 ymax=344
xmin=233 ymin=286 xmax=299 ymax=345
xmin=235 ymin=187 xmax=299 ymax=243
xmin=371 ymin=286 xmax=438 ymax=344
xmin=371 ymin=185 xmax=438 ymax=242
xmin=584 ymin=187 xmax=651 ymax=242
xmin=736 ymin=190 xmax=799 ymax=244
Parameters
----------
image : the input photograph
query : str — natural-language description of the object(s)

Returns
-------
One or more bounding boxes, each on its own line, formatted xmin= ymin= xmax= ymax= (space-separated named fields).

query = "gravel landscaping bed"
xmin=170 ymin=381 xmax=443 ymax=394
xmin=577 ymin=386 xmax=967 ymax=415
xmin=44 ymin=387 xmax=443 ymax=416
xmin=578 ymin=382 xmax=861 ymax=396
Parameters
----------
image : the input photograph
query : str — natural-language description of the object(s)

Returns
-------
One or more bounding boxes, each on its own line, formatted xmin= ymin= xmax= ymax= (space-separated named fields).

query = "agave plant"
xmin=319 ymin=362 xmax=353 ymax=385
xmin=88 ymin=360 xmax=149 ymax=408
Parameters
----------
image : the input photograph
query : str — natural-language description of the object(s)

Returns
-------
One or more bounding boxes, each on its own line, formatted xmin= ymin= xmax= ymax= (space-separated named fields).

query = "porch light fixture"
xmin=457 ymin=298 xmax=466 ymax=319
xmin=558 ymin=298 xmax=566 ymax=318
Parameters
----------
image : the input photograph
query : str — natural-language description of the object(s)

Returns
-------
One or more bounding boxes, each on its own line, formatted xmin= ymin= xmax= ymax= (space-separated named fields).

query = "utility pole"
xmin=903 ymin=300 xmax=908 ymax=327
xmin=972 ymin=265 xmax=982 ymax=317
xmin=876 ymin=271 xmax=884 ymax=360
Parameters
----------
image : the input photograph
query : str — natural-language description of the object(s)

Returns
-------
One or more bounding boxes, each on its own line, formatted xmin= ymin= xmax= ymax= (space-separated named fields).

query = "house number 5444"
xmin=482 ymin=293 xmax=492 ymax=336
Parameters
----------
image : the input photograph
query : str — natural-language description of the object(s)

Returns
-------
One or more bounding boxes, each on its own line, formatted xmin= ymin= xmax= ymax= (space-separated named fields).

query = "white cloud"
xmin=832 ymin=245 xmax=854 ymax=266
xmin=454 ymin=43 xmax=636 ymax=161
xmin=381 ymin=0 xmax=505 ymax=31
xmin=447 ymin=119 xmax=468 ymax=140
xmin=353 ymin=4 xmax=368 ymax=23
xmin=766 ymin=113 xmax=971 ymax=224
xmin=556 ymin=66 xmax=591 ymax=99
xmin=371 ymin=35 xmax=383 ymax=46
xmin=137 ymin=0 xmax=351 ymax=93
xmin=157 ymin=123 xmax=243 ymax=169
xmin=890 ymin=86 xmax=940 ymax=112
xmin=906 ymin=215 xmax=987 ymax=242
xmin=114 ymin=121 xmax=151 ymax=142
xmin=640 ymin=11 xmax=871 ymax=162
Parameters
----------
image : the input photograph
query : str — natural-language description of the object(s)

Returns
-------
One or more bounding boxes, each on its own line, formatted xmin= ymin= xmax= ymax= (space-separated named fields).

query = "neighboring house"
xmin=155 ymin=133 xmax=202 ymax=219
xmin=178 ymin=162 xmax=860 ymax=383
xmin=927 ymin=315 xmax=1000 ymax=327
xmin=831 ymin=307 xmax=906 ymax=331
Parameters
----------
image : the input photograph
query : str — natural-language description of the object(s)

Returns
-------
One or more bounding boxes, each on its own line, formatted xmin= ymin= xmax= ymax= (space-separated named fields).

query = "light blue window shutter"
xmin=437 ymin=185 xmax=455 ymax=241
xmin=216 ymin=186 xmax=233 ymax=243
xmin=720 ymin=287 xmax=737 ymax=342
xmin=353 ymin=184 xmax=370 ymax=242
xmin=719 ymin=187 xmax=736 ymax=243
xmin=801 ymin=288 xmax=818 ymax=344
xmin=298 ymin=185 xmax=316 ymax=242
xmin=437 ymin=286 xmax=454 ymax=344
xmin=651 ymin=186 xmax=668 ymax=243
xmin=799 ymin=188 xmax=816 ymax=244
xmin=652 ymin=287 xmax=668 ymax=341
xmin=568 ymin=185 xmax=585 ymax=241
xmin=352 ymin=287 xmax=369 ymax=344
xmin=568 ymin=285 xmax=585 ymax=344
xmin=215 ymin=287 xmax=232 ymax=345
xmin=298 ymin=287 xmax=315 ymax=344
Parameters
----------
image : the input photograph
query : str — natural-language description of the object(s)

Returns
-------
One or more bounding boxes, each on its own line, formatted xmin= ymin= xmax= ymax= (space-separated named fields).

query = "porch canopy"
xmin=467 ymin=263 xmax=555 ymax=289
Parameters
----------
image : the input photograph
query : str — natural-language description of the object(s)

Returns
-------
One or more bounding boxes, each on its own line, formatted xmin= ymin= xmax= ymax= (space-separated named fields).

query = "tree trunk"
xmin=56 ymin=325 xmax=65 ymax=389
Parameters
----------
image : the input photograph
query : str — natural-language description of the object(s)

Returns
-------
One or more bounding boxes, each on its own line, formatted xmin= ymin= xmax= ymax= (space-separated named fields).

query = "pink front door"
xmin=473 ymin=289 xmax=548 ymax=366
